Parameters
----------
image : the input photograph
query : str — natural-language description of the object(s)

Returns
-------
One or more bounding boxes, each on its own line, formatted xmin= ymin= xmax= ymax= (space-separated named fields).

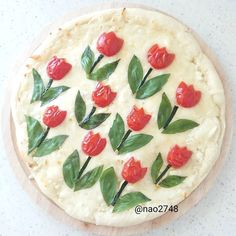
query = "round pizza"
xmin=11 ymin=8 xmax=225 ymax=227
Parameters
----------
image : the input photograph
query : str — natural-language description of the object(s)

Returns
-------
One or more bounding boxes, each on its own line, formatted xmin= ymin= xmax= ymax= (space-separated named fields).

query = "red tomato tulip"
xmin=147 ymin=44 xmax=175 ymax=69
xmin=92 ymin=83 xmax=117 ymax=107
xmin=167 ymin=145 xmax=192 ymax=168
xmin=43 ymin=105 xmax=67 ymax=128
xmin=97 ymin=32 xmax=124 ymax=57
xmin=127 ymin=106 xmax=151 ymax=131
xmin=122 ymin=157 xmax=147 ymax=184
xmin=47 ymin=56 xmax=72 ymax=80
xmin=176 ymin=81 xmax=201 ymax=108
xmin=82 ymin=131 xmax=106 ymax=156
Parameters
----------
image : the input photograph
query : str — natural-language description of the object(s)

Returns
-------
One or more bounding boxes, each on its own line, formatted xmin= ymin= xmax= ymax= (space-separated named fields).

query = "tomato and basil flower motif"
xmin=62 ymin=131 xmax=105 ymax=191
xmin=127 ymin=106 xmax=151 ymax=131
xmin=127 ymin=44 xmax=174 ymax=100
xmin=176 ymin=81 xmax=202 ymax=108
xmin=151 ymin=146 xmax=192 ymax=187
xmin=97 ymin=32 xmax=124 ymax=57
xmin=78 ymin=131 xmax=106 ymax=179
xmin=47 ymin=56 xmax=72 ymax=81
xmin=108 ymin=106 xmax=153 ymax=154
xmin=92 ymin=82 xmax=117 ymax=108
xmin=25 ymin=105 xmax=68 ymax=157
xmin=167 ymin=145 xmax=192 ymax=168
xmin=121 ymin=157 xmax=147 ymax=183
xmin=157 ymin=83 xmax=201 ymax=134
xmin=82 ymin=131 xmax=107 ymax=156
xmin=43 ymin=105 xmax=67 ymax=128
xmin=147 ymin=44 xmax=175 ymax=70
xmin=39 ymin=105 xmax=67 ymax=148
xmin=81 ymin=31 xmax=123 ymax=81
xmin=31 ymin=56 xmax=71 ymax=106
xmin=74 ymin=84 xmax=116 ymax=130
xmin=99 ymin=157 xmax=150 ymax=212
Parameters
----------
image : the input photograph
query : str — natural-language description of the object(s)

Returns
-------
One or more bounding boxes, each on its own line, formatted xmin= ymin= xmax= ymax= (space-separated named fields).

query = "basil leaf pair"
xmin=151 ymin=153 xmax=186 ymax=187
xmin=62 ymin=150 xmax=103 ymax=191
xmin=128 ymin=55 xmax=170 ymax=99
xmin=157 ymin=93 xmax=199 ymax=134
xmin=81 ymin=46 xmax=120 ymax=81
xmin=108 ymin=113 xmax=153 ymax=154
xmin=74 ymin=90 xmax=110 ymax=130
xmin=31 ymin=68 xmax=70 ymax=105
xmin=100 ymin=167 xmax=150 ymax=212
xmin=26 ymin=116 xmax=68 ymax=156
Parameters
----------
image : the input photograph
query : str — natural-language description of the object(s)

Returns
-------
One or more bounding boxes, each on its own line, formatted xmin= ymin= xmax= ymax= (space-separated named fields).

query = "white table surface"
xmin=0 ymin=0 xmax=235 ymax=235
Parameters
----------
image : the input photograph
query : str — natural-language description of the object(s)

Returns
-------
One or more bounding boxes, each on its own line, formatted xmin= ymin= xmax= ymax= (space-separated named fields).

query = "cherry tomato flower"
xmin=122 ymin=157 xmax=147 ymax=184
xmin=43 ymin=105 xmax=67 ymax=128
xmin=176 ymin=81 xmax=201 ymax=108
xmin=97 ymin=32 xmax=124 ymax=57
xmin=167 ymin=145 xmax=192 ymax=168
xmin=127 ymin=106 xmax=151 ymax=131
xmin=92 ymin=83 xmax=117 ymax=107
xmin=147 ymin=44 xmax=175 ymax=70
xmin=47 ymin=56 xmax=72 ymax=80
xmin=82 ymin=131 xmax=106 ymax=156
xmin=111 ymin=157 xmax=147 ymax=206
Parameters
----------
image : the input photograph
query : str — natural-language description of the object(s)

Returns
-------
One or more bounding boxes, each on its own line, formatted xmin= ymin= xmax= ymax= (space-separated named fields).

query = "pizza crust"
xmin=11 ymin=8 xmax=225 ymax=227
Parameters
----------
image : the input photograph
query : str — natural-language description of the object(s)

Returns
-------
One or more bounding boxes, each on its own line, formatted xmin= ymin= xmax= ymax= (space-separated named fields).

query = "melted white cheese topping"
xmin=12 ymin=8 xmax=225 ymax=227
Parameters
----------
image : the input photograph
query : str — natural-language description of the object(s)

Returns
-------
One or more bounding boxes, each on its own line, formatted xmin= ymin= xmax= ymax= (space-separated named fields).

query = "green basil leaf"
xmin=113 ymin=192 xmax=151 ymax=213
xmin=128 ymin=55 xmax=143 ymax=94
xmin=162 ymin=119 xmax=199 ymax=134
xmin=25 ymin=116 xmax=45 ymax=154
xmin=79 ymin=113 xmax=110 ymax=130
xmin=81 ymin=46 xmax=95 ymax=74
xmin=31 ymin=68 xmax=45 ymax=103
xmin=118 ymin=134 xmax=153 ymax=154
xmin=159 ymin=175 xmax=186 ymax=188
xmin=151 ymin=153 xmax=163 ymax=184
xmin=63 ymin=150 xmax=80 ymax=189
xmin=157 ymin=93 xmax=172 ymax=129
xmin=74 ymin=90 xmax=86 ymax=124
xmin=74 ymin=165 xmax=103 ymax=191
xmin=136 ymin=74 xmax=170 ymax=99
xmin=33 ymin=135 xmax=68 ymax=157
xmin=40 ymin=86 xmax=70 ymax=106
xmin=89 ymin=60 xmax=120 ymax=81
xmin=108 ymin=113 xmax=125 ymax=151
xmin=100 ymin=167 xmax=118 ymax=205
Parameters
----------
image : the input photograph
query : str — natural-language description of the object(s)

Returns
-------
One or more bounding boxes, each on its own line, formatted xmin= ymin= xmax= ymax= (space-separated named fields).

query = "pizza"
xmin=11 ymin=8 xmax=225 ymax=227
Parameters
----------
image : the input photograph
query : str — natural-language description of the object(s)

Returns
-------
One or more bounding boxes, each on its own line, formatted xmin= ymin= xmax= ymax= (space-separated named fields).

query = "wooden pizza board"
xmin=1 ymin=2 xmax=233 ymax=235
